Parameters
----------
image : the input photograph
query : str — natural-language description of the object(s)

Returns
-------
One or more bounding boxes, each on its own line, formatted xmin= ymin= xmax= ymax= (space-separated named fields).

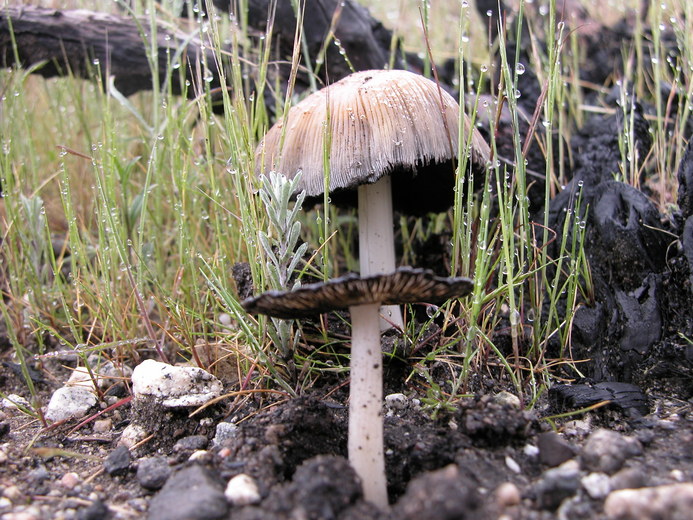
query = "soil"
xmin=1 ymin=3 xmax=693 ymax=520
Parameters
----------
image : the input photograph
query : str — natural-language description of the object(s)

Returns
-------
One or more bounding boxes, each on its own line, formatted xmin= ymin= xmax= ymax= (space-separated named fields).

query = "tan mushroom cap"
xmin=256 ymin=70 xmax=490 ymax=213
xmin=242 ymin=267 xmax=473 ymax=320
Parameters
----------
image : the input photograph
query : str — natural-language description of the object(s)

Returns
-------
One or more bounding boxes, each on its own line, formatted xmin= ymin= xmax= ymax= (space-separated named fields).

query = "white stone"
xmin=493 ymin=390 xmax=521 ymax=408
xmin=131 ymin=360 xmax=222 ymax=407
xmin=385 ymin=393 xmax=408 ymax=410
xmin=225 ymin=474 xmax=261 ymax=506
xmin=581 ymin=472 xmax=612 ymax=500
xmin=188 ymin=450 xmax=211 ymax=462
xmin=523 ymin=443 xmax=540 ymax=458
xmin=213 ymin=422 xmax=238 ymax=447
xmin=118 ymin=424 xmax=148 ymax=449
xmin=1 ymin=394 xmax=30 ymax=410
xmin=604 ymin=483 xmax=693 ymax=520
xmin=67 ymin=362 xmax=132 ymax=391
xmin=505 ymin=455 xmax=521 ymax=474
xmin=67 ymin=366 xmax=96 ymax=389
xmin=45 ymin=386 xmax=97 ymax=422
xmin=0 ymin=497 xmax=12 ymax=511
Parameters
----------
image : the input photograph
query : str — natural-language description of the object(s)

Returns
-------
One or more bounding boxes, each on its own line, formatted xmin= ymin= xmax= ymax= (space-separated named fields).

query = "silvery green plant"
xmin=258 ymin=171 xmax=308 ymax=363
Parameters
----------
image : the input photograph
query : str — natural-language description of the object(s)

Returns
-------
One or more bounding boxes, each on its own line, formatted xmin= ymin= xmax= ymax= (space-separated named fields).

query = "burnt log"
xmin=0 ymin=5 xmax=222 ymax=97
xmin=0 ymin=1 xmax=404 ymax=107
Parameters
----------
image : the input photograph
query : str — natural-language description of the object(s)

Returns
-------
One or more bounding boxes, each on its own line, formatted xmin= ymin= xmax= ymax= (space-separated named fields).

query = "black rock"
xmin=147 ymin=464 xmax=228 ymax=520
xmin=537 ymin=432 xmax=576 ymax=467
xmin=173 ymin=435 xmax=209 ymax=453
xmin=677 ymin=138 xmax=693 ymax=218
xmin=549 ymin=381 xmax=649 ymax=416
xmin=137 ymin=456 xmax=172 ymax=491
xmin=77 ymin=499 xmax=111 ymax=520
xmin=0 ymin=421 xmax=9 ymax=439
xmin=615 ymin=276 xmax=662 ymax=358
xmin=681 ymin=216 xmax=693 ymax=288
xmin=104 ymin=445 xmax=131 ymax=476
xmin=589 ymin=181 xmax=669 ymax=289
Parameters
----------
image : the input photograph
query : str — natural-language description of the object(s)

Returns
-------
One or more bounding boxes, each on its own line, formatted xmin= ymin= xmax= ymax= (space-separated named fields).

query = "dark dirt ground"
xmin=2 ymin=2 xmax=693 ymax=520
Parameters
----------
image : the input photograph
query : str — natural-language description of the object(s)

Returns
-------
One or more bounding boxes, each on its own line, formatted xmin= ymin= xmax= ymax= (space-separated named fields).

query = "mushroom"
xmin=256 ymin=69 xmax=489 ymax=330
xmin=242 ymin=266 xmax=473 ymax=509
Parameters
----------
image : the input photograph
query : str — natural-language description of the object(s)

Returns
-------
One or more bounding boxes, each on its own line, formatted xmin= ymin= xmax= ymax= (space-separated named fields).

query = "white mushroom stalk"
xmin=358 ymin=177 xmax=403 ymax=330
xmin=348 ymin=302 xmax=388 ymax=508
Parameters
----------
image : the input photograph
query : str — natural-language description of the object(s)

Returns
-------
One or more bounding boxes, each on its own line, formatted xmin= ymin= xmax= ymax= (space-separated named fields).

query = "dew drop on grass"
xmin=516 ymin=63 xmax=525 ymax=75
xmin=426 ymin=305 xmax=439 ymax=318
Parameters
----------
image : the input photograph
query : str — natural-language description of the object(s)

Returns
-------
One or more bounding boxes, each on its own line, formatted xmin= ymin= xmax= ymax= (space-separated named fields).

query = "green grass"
xmin=0 ymin=0 xmax=689 ymax=414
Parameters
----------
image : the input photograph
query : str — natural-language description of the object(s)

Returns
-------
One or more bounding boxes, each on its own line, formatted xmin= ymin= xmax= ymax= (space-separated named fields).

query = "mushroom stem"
xmin=348 ymin=302 xmax=388 ymax=509
xmin=357 ymin=175 xmax=404 ymax=331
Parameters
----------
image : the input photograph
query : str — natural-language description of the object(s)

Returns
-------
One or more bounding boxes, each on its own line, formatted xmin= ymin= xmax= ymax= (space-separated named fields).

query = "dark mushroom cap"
xmin=242 ymin=267 xmax=473 ymax=319
xmin=256 ymin=70 xmax=490 ymax=215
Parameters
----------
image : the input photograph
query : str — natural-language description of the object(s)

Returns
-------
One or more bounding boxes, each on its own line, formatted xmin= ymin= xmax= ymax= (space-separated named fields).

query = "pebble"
xmin=103 ymin=445 xmax=131 ymax=476
xmin=534 ymin=460 xmax=581 ymax=510
xmin=523 ymin=443 xmax=540 ymax=458
xmin=27 ymin=466 xmax=50 ymax=484
xmin=147 ymin=464 xmax=228 ymax=520
xmin=224 ymin=473 xmax=261 ymax=506
xmin=495 ymin=482 xmax=521 ymax=508
xmin=0 ymin=449 xmax=7 ymax=464
xmin=385 ymin=393 xmax=408 ymax=410
xmin=44 ymin=386 xmax=97 ymax=422
xmin=609 ymin=467 xmax=647 ymax=491
xmin=92 ymin=418 xmax=112 ymax=433
xmin=173 ymin=435 xmax=208 ymax=453
xmin=67 ymin=366 xmax=97 ymax=389
xmin=537 ymin=431 xmax=576 ymax=467
xmin=60 ymin=472 xmax=81 ymax=490
xmin=76 ymin=499 xmax=110 ymax=520
xmin=505 ymin=455 xmax=521 ymax=473
xmin=1 ymin=510 xmax=40 ymax=520
xmin=136 ymin=456 xmax=172 ymax=490
xmin=97 ymin=360 xmax=133 ymax=388
xmin=493 ymin=390 xmax=521 ymax=408
xmin=394 ymin=463 xmax=480 ymax=519
xmin=1 ymin=394 xmax=30 ymax=410
xmin=581 ymin=429 xmax=642 ymax=474
xmin=604 ymin=483 xmax=693 ymax=520
xmin=131 ymin=360 xmax=223 ymax=407
xmin=4 ymin=485 xmax=22 ymax=501
xmin=119 ymin=423 xmax=148 ymax=449
xmin=189 ymin=450 xmax=212 ymax=463
xmin=212 ymin=422 xmax=238 ymax=447
xmin=0 ymin=497 xmax=11 ymax=511
xmin=581 ymin=472 xmax=612 ymax=499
